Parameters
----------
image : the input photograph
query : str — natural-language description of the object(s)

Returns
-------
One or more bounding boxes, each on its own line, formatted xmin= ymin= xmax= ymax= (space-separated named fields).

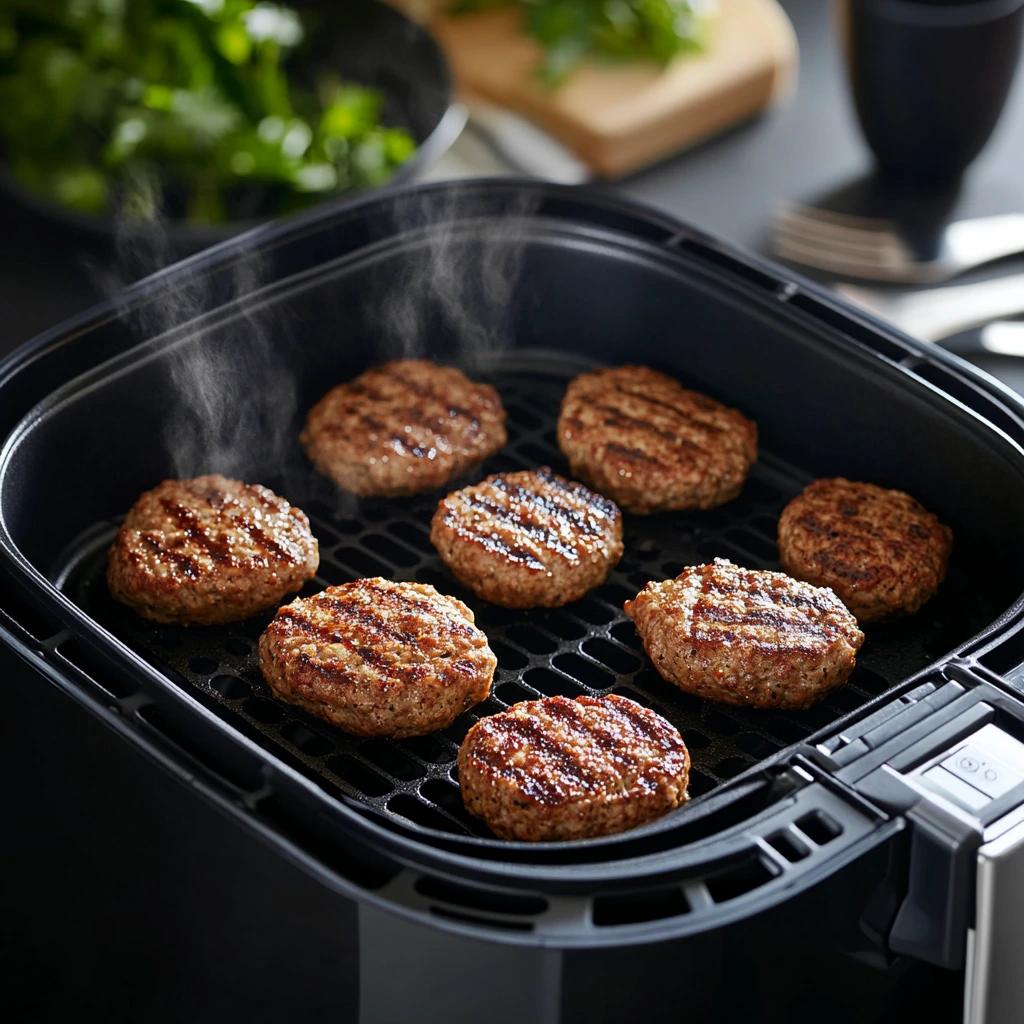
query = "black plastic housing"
xmin=4 ymin=180 xmax=1024 ymax=976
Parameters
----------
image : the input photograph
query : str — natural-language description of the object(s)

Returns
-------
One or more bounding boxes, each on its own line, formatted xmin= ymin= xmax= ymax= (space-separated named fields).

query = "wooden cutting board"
xmin=428 ymin=0 xmax=798 ymax=178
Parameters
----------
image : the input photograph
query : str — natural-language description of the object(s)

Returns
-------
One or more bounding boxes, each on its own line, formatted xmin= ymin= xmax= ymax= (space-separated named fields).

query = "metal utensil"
xmin=775 ymin=202 xmax=1024 ymax=283
xmin=836 ymin=273 xmax=1024 ymax=355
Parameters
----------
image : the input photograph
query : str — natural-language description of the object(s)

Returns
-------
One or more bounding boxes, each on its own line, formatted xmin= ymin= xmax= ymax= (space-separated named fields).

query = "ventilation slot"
xmin=553 ymin=652 xmax=614 ymax=689
xmin=497 ymin=681 xmax=536 ymax=705
xmin=57 ymin=637 xmax=138 ymax=699
xmin=211 ymin=674 xmax=250 ymax=699
xmin=328 ymin=755 xmax=393 ymax=798
xmin=795 ymin=810 xmax=843 ymax=846
xmin=136 ymin=703 xmax=265 ymax=793
xmin=909 ymin=363 xmax=1024 ymax=443
xmin=675 ymin=238 xmax=781 ymax=292
xmin=583 ymin=638 xmax=641 ymax=674
xmin=415 ymin=875 xmax=547 ymax=916
xmin=360 ymin=740 xmax=424 ymax=781
xmin=277 ymin=721 xmax=333 ymax=758
xmin=402 ymin=733 xmax=456 ymax=764
xmin=244 ymin=696 xmax=286 ymax=725
xmin=705 ymin=857 xmax=776 ymax=903
xmin=524 ymin=667 xmax=585 ymax=698
xmin=506 ymin=624 xmax=558 ymax=655
xmin=766 ymin=830 xmax=810 ymax=864
xmin=386 ymin=794 xmax=464 ymax=834
xmin=428 ymin=907 xmax=533 ymax=932
xmin=787 ymin=292 xmax=910 ymax=362
xmin=592 ymin=887 xmax=689 ymax=927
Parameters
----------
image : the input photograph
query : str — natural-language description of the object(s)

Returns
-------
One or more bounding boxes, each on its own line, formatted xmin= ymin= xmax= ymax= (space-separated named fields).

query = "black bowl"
xmin=0 ymin=0 xmax=465 ymax=249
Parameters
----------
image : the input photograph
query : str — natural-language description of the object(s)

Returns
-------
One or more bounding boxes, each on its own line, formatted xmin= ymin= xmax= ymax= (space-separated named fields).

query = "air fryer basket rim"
xmin=4 ymin=180 xmax=1024 ymax=888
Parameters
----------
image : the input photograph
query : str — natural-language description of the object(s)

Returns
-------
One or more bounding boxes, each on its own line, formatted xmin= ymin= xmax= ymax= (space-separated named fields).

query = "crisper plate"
xmin=53 ymin=354 xmax=1000 ymax=841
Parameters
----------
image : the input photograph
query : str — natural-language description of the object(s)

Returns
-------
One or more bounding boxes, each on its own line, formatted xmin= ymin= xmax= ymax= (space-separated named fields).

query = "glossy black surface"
xmin=839 ymin=0 xmax=1024 ymax=182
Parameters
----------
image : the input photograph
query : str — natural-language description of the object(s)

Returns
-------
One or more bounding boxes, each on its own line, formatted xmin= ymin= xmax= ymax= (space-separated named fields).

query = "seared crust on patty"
xmin=259 ymin=579 xmax=495 ymax=738
xmin=557 ymin=365 xmax=757 ymax=514
xmin=301 ymin=360 xmax=507 ymax=498
xmin=458 ymin=694 xmax=690 ymax=842
xmin=107 ymin=475 xmax=319 ymax=626
xmin=625 ymin=559 xmax=864 ymax=710
xmin=777 ymin=478 xmax=953 ymax=623
xmin=430 ymin=468 xmax=623 ymax=608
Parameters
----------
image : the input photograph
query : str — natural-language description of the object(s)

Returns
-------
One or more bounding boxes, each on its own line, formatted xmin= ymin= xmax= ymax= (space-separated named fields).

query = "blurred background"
xmin=3 ymin=0 xmax=1024 ymax=387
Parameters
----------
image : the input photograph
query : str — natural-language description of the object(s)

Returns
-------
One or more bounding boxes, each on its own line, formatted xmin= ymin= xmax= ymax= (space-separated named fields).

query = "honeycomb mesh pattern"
xmin=62 ymin=363 xmax=987 ymax=841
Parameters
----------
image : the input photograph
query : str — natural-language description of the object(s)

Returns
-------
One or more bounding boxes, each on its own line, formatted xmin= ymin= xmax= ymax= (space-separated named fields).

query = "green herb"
xmin=0 ymin=0 xmax=417 ymax=224
xmin=449 ymin=0 xmax=714 ymax=87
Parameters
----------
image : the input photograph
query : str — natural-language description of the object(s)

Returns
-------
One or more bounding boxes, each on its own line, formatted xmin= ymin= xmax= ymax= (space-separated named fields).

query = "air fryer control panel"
xmin=917 ymin=725 xmax=1024 ymax=813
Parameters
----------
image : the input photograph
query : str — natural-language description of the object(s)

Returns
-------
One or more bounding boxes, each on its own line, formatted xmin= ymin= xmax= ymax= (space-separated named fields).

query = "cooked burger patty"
xmin=259 ymin=578 xmax=496 ymax=738
xmin=625 ymin=559 xmax=864 ymax=710
xmin=108 ymin=475 xmax=319 ymax=626
xmin=458 ymin=694 xmax=690 ymax=842
xmin=777 ymin=478 xmax=953 ymax=623
xmin=430 ymin=467 xmax=623 ymax=608
xmin=557 ymin=365 xmax=758 ymax=514
xmin=301 ymin=360 xmax=507 ymax=498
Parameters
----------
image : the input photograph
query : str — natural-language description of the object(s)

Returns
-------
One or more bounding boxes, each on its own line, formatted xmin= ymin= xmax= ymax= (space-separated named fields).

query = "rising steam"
xmin=98 ymin=173 xmax=296 ymax=482
xmin=96 ymin=176 xmax=538 ymax=493
xmin=375 ymin=185 xmax=540 ymax=368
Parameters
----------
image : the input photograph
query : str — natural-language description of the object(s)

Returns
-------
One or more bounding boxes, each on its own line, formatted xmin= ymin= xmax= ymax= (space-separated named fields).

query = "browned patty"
xmin=259 ymin=578 xmax=496 ymax=738
xmin=557 ymin=365 xmax=758 ymax=514
xmin=777 ymin=478 xmax=953 ymax=623
xmin=107 ymin=475 xmax=319 ymax=626
xmin=458 ymin=694 xmax=690 ymax=841
xmin=624 ymin=559 xmax=864 ymax=710
xmin=430 ymin=468 xmax=623 ymax=608
xmin=301 ymin=360 xmax=507 ymax=498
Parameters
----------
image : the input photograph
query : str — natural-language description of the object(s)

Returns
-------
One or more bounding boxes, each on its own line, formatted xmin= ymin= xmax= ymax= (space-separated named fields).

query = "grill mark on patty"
xmin=696 ymin=572 xmax=837 ymax=613
xmin=458 ymin=494 xmax=582 ymax=558
xmin=442 ymin=499 xmax=554 ymax=571
xmin=471 ymin=715 xmax=599 ymax=803
xmin=602 ymin=696 xmax=677 ymax=746
xmin=389 ymin=434 xmax=431 ymax=458
xmin=578 ymin=396 xmax=700 ymax=449
xmin=159 ymin=500 xmax=235 ymax=563
xmin=141 ymin=532 xmax=201 ymax=579
xmin=533 ymin=467 xmax=620 ymax=519
xmin=604 ymin=442 xmax=667 ymax=465
xmin=160 ymin=494 xmax=300 ymax=567
xmin=275 ymin=608 xmax=401 ymax=677
xmin=540 ymin=699 xmax=648 ymax=775
xmin=487 ymin=473 xmax=610 ymax=536
xmin=613 ymin=384 xmax=729 ymax=435
xmin=352 ymin=578 xmax=476 ymax=634
xmin=243 ymin=523 xmax=301 ymax=564
xmin=380 ymin=365 xmax=480 ymax=430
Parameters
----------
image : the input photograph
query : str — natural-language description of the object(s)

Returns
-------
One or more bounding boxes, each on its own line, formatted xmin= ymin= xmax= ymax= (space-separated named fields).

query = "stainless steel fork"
xmin=774 ymin=202 xmax=1024 ymax=283
xmin=836 ymin=273 xmax=1024 ymax=355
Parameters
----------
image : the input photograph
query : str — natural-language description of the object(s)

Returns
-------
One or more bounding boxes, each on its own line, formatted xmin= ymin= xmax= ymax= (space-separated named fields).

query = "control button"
xmin=922 ymin=766 xmax=990 ymax=811
xmin=942 ymin=744 xmax=1024 ymax=801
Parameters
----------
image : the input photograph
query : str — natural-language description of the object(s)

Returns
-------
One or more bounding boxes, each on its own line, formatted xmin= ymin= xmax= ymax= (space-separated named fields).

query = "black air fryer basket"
xmin=7 ymin=180 xmax=1024 ymax=1023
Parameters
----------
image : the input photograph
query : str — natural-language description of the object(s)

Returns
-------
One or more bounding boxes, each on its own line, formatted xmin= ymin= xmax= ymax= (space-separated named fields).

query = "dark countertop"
xmin=3 ymin=0 xmax=1024 ymax=387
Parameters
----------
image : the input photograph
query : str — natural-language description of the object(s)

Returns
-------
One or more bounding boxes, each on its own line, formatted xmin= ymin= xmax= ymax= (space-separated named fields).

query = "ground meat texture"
xmin=557 ymin=365 xmax=758 ymax=514
xmin=458 ymin=694 xmax=690 ymax=842
xmin=430 ymin=467 xmax=623 ymax=608
xmin=258 ymin=579 xmax=496 ymax=738
xmin=107 ymin=475 xmax=319 ymax=626
xmin=301 ymin=360 xmax=507 ymax=498
xmin=777 ymin=478 xmax=954 ymax=623
xmin=624 ymin=559 xmax=864 ymax=710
